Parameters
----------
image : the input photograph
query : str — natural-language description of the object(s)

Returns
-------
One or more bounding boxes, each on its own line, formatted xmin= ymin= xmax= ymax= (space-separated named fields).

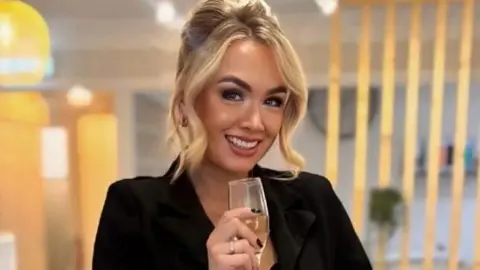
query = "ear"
xmin=179 ymin=99 xmax=186 ymax=115
xmin=178 ymin=99 xmax=188 ymax=127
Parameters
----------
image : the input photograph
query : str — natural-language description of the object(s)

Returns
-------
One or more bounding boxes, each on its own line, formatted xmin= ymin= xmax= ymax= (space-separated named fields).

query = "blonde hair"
xmin=166 ymin=0 xmax=308 ymax=181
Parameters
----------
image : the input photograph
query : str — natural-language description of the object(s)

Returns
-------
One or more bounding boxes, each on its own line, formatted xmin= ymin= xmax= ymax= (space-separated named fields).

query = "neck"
xmin=189 ymin=160 xmax=249 ymax=207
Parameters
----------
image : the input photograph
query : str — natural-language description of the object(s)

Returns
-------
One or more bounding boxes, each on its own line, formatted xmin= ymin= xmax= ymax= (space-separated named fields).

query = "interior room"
xmin=0 ymin=0 xmax=479 ymax=269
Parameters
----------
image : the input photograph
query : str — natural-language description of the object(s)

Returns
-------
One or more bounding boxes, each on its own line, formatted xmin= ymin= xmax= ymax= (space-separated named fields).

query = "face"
xmin=195 ymin=39 xmax=288 ymax=176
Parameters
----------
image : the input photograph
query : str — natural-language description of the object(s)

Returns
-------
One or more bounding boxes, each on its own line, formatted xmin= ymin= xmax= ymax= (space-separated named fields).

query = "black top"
xmin=92 ymin=160 xmax=372 ymax=270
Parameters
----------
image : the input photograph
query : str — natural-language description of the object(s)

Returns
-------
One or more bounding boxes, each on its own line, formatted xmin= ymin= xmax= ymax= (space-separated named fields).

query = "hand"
xmin=206 ymin=207 xmax=262 ymax=270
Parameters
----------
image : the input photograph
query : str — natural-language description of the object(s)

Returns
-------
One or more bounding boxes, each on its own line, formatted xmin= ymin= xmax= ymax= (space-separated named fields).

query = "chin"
xmin=219 ymin=158 xmax=257 ymax=176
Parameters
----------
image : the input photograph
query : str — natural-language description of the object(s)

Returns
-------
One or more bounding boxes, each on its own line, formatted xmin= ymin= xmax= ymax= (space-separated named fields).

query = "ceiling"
xmin=25 ymin=0 xmax=480 ymax=51
xmin=25 ymin=0 xmax=322 ymax=49
xmin=7 ymin=0 xmax=480 ymax=92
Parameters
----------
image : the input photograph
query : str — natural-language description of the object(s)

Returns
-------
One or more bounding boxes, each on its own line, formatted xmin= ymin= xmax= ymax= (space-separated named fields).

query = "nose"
xmin=240 ymin=103 xmax=265 ymax=132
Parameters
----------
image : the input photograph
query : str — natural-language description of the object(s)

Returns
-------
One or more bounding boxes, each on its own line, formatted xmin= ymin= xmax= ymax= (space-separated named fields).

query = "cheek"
xmin=202 ymin=105 xmax=236 ymax=135
xmin=263 ymin=112 xmax=284 ymax=138
xmin=209 ymin=110 xmax=232 ymax=127
xmin=197 ymin=92 xmax=232 ymax=131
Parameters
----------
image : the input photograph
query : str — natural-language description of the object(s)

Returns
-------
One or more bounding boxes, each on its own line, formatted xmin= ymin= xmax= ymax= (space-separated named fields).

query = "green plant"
xmin=369 ymin=187 xmax=403 ymax=232
xmin=368 ymin=186 xmax=404 ymax=270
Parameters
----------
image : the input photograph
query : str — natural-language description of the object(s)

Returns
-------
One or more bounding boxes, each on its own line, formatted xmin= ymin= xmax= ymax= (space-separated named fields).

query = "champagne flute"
xmin=228 ymin=177 xmax=269 ymax=264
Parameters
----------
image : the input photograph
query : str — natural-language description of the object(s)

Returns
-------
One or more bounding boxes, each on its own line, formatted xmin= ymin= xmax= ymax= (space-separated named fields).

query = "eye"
xmin=221 ymin=89 xmax=243 ymax=101
xmin=264 ymin=97 xmax=284 ymax=107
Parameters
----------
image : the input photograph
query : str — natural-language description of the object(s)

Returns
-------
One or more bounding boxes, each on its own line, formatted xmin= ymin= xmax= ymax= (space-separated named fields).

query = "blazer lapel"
xmin=152 ymin=161 xmax=317 ymax=269
xmin=258 ymin=168 xmax=316 ymax=270
xmin=153 ymin=162 xmax=213 ymax=266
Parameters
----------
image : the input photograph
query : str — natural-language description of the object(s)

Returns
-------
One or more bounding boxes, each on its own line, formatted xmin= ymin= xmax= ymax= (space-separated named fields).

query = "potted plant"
xmin=368 ymin=187 xmax=404 ymax=270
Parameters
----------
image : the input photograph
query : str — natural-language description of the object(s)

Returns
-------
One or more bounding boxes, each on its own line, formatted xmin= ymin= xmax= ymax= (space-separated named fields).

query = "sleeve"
xmin=324 ymin=180 xmax=372 ymax=269
xmin=92 ymin=181 xmax=149 ymax=270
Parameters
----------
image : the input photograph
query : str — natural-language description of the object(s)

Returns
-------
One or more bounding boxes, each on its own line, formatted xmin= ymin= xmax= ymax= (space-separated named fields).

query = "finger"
xmin=208 ymin=208 xmax=261 ymax=244
xmin=212 ymin=239 xmax=258 ymax=268
xmin=219 ymin=207 xmax=261 ymax=224
xmin=235 ymin=239 xmax=258 ymax=270
xmin=210 ymin=239 xmax=247 ymax=254
xmin=213 ymin=217 xmax=261 ymax=249
xmin=217 ymin=253 xmax=252 ymax=269
xmin=234 ymin=218 xmax=263 ymax=251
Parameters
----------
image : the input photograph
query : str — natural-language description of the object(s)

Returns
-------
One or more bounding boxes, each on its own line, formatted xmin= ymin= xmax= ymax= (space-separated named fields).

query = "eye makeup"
xmin=221 ymin=88 xmax=243 ymax=101
xmin=264 ymin=96 xmax=285 ymax=108
xmin=216 ymin=75 xmax=288 ymax=108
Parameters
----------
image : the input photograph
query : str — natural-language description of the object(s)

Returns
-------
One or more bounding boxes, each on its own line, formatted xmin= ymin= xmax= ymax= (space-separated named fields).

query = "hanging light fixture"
xmin=315 ymin=0 xmax=338 ymax=16
xmin=0 ymin=15 xmax=14 ymax=47
xmin=0 ymin=0 xmax=50 ymax=86
xmin=67 ymin=84 xmax=93 ymax=107
xmin=155 ymin=0 xmax=176 ymax=24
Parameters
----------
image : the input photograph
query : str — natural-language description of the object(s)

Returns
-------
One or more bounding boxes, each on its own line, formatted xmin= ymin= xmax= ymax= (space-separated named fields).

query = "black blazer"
xmin=93 ymin=161 xmax=372 ymax=270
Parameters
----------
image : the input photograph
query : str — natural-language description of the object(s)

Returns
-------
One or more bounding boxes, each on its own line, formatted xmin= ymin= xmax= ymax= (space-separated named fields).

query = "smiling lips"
xmin=225 ymin=135 xmax=260 ymax=150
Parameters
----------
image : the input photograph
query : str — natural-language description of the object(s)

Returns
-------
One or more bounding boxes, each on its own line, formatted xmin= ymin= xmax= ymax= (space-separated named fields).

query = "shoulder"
xmin=105 ymin=175 xmax=172 ymax=210
xmin=261 ymin=167 xmax=338 ymax=206
xmin=262 ymin=167 xmax=334 ymax=194
xmin=292 ymin=171 xmax=333 ymax=191
xmin=290 ymin=171 xmax=338 ymax=206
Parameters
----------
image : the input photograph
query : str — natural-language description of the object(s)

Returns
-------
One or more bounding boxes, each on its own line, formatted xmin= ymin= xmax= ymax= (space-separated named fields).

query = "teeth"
xmin=227 ymin=136 xmax=259 ymax=149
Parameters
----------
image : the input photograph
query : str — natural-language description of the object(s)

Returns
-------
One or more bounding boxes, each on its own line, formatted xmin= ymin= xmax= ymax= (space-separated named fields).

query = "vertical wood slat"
xmin=325 ymin=8 xmax=342 ymax=188
xmin=400 ymin=1 xmax=422 ymax=269
xmin=378 ymin=0 xmax=396 ymax=189
xmin=476 ymin=149 xmax=480 ymax=270
xmin=423 ymin=1 xmax=448 ymax=269
xmin=448 ymin=0 xmax=475 ymax=269
xmin=375 ymin=3 xmax=396 ymax=268
xmin=352 ymin=3 xmax=371 ymax=234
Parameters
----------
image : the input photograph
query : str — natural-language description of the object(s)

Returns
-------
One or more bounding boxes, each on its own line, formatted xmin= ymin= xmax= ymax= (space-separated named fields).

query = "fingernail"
xmin=251 ymin=208 xmax=261 ymax=214
xmin=256 ymin=238 xmax=263 ymax=248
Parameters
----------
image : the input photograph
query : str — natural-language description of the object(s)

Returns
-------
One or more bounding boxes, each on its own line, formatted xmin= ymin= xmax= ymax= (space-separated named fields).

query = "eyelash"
xmin=222 ymin=89 xmax=242 ymax=101
xmin=265 ymin=97 xmax=284 ymax=107
xmin=221 ymin=89 xmax=284 ymax=108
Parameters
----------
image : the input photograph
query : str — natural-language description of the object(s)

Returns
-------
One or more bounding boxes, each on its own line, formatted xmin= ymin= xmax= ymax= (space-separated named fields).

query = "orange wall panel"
xmin=77 ymin=114 xmax=118 ymax=270
xmin=0 ymin=93 xmax=48 ymax=270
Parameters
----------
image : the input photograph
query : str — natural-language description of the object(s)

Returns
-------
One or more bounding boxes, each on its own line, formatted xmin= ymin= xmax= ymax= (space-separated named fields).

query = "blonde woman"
xmin=93 ymin=0 xmax=371 ymax=269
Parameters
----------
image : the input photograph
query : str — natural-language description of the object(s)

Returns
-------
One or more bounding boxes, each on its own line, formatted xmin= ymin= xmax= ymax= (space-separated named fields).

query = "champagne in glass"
xmin=228 ymin=177 xmax=269 ymax=263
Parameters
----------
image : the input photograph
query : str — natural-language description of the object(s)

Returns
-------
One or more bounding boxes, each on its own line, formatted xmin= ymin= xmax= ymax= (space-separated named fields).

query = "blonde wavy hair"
xmin=166 ymin=0 xmax=308 ymax=181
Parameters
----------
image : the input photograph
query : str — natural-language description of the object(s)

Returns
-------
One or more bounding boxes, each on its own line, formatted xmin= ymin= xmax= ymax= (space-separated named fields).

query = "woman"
xmin=93 ymin=0 xmax=372 ymax=269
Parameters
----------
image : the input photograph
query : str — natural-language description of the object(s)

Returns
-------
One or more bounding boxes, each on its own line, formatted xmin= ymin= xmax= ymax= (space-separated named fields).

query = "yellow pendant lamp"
xmin=0 ymin=92 xmax=49 ymax=124
xmin=0 ymin=0 xmax=50 ymax=86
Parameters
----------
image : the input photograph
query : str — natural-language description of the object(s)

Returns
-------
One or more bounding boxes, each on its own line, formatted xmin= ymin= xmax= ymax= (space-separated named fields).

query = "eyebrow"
xmin=218 ymin=75 xmax=287 ymax=95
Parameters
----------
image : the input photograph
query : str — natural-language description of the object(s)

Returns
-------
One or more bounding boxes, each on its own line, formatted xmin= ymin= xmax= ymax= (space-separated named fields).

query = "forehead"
xmin=214 ymin=39 xmax=284 ymax=90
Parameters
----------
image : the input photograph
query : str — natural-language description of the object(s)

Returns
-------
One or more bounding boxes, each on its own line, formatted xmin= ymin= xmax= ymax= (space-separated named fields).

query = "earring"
xmin=181 ymin=116 xmax=188 ymax=127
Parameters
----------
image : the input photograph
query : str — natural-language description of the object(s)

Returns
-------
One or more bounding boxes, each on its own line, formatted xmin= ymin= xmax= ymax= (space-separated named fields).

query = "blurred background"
xmin=0 ymin=0 xmax=479 ymax=269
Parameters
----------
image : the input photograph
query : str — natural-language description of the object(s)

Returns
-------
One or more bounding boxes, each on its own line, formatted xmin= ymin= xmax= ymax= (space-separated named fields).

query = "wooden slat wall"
xmin=448 ymin=0 xmax=475 ymax=269
xmin=375 ymin=4 xmax=396 ymax=268
xmin=476 ymin=154 xmax=480 ymax=269
xmin=325 ymin=8 xmax=342 ymax=187
xmin=342 ymin=0 xmax=464 ymax=4
xmin=378 ymin=1 xmax=396 ymax=189
xmin=329 ymin=0 xmax=477 ymax=268
xmin=351 ymin=3 xmax=371 ymax=234
xmin=423 ymin=1 xmax=448 ymax=269
xmin=400 ymin=1 xmax=422 ymax=269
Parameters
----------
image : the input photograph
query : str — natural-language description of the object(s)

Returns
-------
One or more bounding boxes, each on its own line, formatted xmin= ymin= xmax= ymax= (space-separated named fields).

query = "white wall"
xmin=115 ymin=92 xmax=137 ymax=179
xmin=134 ymin=94 xmax=172 ymax=176
xmin=134 ymin=83 xmax=480 ymax=263
xmin=43 ymin=180 xmax=76 ymax=270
